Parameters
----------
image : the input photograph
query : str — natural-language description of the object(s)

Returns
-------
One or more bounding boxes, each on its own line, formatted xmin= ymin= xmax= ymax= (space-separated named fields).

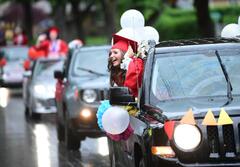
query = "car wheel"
xmin=57 ymin=122 xmax=65 ymax=142
xmin=110 ymin=152 xmax=116 ymax=167
xmin=65 ymin=126 xmax=80 ymax=150
xmin=28 ymin=106 xmax=41 ymax=120
xmin=31 ymin=112 xmax=41 ymax=120
xmin=25 ymin=106 xmax=29 ymax=116
xmin=139 ymin=157 xmax=146 ymax=167
xmin=108 ymin=139 xmax=116 ymax=167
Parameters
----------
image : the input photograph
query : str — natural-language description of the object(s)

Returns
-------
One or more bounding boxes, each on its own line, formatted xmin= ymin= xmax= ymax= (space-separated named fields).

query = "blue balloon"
xmin=96 ymin=100 xmax=111 ymax=130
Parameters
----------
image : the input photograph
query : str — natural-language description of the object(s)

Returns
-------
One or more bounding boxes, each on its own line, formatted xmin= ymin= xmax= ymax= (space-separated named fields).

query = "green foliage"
xmin=48 ymin=0 xmax=67 ymax=7
xmin=155 ymin=6 xmax=240 ymax=41
xmin=117 ymin=0 xmax=163 ymax=23
xmin=85 ymin=36 xmax=108 ymax=46
xmin=211 ymin=6 xmax=240 ymax=24
xmin=156 ymin=8 xmax=200 ymax=40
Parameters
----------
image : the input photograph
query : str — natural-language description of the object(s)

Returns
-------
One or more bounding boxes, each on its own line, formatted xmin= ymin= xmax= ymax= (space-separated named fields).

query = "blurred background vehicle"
xmin=0 ymin=46 xmax=28 ymax=87
xmin=54 ymin=45 xmax=110 ymax=150
xmin=23 ymin=57 xmax=64 ymax=119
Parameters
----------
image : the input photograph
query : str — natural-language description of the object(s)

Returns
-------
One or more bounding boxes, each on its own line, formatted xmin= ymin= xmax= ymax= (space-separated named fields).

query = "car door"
xmin=57 ymin=51 xmax=73 ymax=125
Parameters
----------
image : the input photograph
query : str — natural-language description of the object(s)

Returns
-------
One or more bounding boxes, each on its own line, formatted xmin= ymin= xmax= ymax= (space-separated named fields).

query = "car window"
xmin=71 ymin=48 xmax=109 ymax=77
xmin=34 ymin=60 xmax=64 ymax=79
xmin=151 ymin=49 xmax=240 ymax=101
xmin=2 ymin=47 xmax=28 ymax=61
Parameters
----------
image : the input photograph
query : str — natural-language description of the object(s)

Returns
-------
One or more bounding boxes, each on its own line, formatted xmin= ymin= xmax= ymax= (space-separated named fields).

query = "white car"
xmin=0 ymin=46 xmax=29 ymax=87
xmin=23 ymin=57 xmax=64 ymax=119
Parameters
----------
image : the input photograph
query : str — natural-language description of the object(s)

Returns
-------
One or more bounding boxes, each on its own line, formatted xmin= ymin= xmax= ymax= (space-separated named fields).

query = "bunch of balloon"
xmin=116 ymin=9 xmax=160 ymax=44
xmin=96 ymin=100 xmax=133 ymax=141
xmin=221 ymin=16 xmax=240 ymax=38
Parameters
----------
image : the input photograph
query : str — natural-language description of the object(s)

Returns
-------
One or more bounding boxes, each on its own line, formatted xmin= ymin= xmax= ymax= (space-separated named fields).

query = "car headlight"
xmin=82 ymin=89 xmax=97 ymax=103
xmin=173 ymin=124 xmax=201 ymax=151
xmin=80 ymin=108 xmax=92 ymax=119
xmin=34 ymin=84 xmax=46 ymax=96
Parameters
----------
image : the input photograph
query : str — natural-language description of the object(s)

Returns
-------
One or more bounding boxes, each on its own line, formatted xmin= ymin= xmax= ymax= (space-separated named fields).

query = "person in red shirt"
xmin=35 ymin=27 xmax=68 ymax=58
xmin=108 ymin=34 xmax=144 ymax=97
xmin=13 ymin=26 xmax=28 ymax=45
xmin=46 ymin=27 xmax=68 ymax=57
xmin=23 ymin=33 xmax=48 ymax=71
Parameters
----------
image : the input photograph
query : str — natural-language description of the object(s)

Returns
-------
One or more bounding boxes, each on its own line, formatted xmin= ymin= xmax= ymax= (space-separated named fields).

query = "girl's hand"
xmin=120 ymin=45 xmax=135 ymax=70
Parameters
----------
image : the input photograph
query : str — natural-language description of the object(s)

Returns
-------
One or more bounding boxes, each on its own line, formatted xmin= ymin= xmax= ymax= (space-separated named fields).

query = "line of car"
xmin=0 ymin=44 xmax=110 ymax=151
xmin=2 ymin=36 xmax=240 ymax=167
xmin=20 ymin=45 xmax=110 ymax=151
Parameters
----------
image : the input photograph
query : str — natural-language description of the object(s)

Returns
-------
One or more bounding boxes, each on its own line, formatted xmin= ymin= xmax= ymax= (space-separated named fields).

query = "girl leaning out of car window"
xmin=108 ymin=34 xmax=144 ymax=98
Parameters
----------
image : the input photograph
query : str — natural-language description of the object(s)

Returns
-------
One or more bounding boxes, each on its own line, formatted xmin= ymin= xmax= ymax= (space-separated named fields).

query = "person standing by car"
xmin=108 ymin=34 xmax=144 ymax=97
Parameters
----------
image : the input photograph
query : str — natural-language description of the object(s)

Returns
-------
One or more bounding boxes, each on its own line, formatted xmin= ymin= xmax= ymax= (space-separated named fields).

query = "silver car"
xmin=0 ymin=46 xmax=29 ymax=87
xmin=23 ymin=58 xmax=64 ymax=119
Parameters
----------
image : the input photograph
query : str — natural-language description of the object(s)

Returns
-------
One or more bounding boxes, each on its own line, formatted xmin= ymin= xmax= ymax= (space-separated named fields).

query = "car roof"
xmin=36 ymin=57 xmax=65 ymax=62
xmin=71 ymin=45 xmax=111 ymax=58
xmin=0 ymin=45 xmax=29 ymax=50
xmin=155 ymin=37 xmax=240 ymax=54
xmin=75 ymin=45 xmax=111 ymax=52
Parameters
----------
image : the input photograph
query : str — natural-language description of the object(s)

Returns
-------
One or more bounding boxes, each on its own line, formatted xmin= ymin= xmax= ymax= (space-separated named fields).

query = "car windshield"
xmin=71 ymin=48 xmax=109 ymax=77
xmin=151 ymin=49 xmax=240 ymax=102
xmin=2 ymin=47 xmax=28 ymax=61
xmin=34 ymin=60 xmax=64 ymax=78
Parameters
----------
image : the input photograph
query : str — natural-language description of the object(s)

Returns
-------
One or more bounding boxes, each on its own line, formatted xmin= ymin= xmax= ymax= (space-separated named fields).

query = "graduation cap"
xmin=112 ymin=34 xmax=138 ymax=53
xmin=48 ymin=26 xmax=59 ymax=34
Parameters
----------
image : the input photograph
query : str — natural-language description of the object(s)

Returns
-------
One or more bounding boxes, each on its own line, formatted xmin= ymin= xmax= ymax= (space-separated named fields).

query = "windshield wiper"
xmin=215 ymin=50 xmax=233 ymax=106
xmin=77 ymin=67 xmax=107 ymax=76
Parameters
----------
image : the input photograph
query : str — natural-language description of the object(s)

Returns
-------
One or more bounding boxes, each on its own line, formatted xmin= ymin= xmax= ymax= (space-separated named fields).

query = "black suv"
xmin=108 ymin=38 xmax=240 ymax=167
xmin=54 ymin=45 xmax=110 ymax=150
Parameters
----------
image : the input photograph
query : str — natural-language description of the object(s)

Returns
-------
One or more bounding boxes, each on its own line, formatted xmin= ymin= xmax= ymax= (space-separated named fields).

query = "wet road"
xmin=0 ymin=88 xmax=110 ymax=167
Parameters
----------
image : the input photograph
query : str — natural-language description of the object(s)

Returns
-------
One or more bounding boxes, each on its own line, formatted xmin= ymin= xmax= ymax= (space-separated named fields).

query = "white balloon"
xmin=221 ymin=23 xmax=240 ymax=38
xmin=142 ymin=26 xmax=160 ymax=43
xmin=102 ymin=106 xmax=130 ymax=135
xmin=120 ymin=9 xmax=145 ymax=29
xmin=135 ymin=27 xmax=148 ymax=43
xmin=116 ymin=28 xmax=135 ymax=40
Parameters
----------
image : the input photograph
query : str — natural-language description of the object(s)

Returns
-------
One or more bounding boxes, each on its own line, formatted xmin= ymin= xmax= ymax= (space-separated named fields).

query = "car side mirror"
xmin=23 ymin=71 xmax=32 ymax=78
xmin=54 ymin=70 xmax=64 ymax=80
xmin=109 ymin=87 xmax=136 ymax=106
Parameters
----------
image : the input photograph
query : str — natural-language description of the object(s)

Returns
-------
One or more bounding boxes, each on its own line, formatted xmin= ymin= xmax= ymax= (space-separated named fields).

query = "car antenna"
xmin=215 ymin=50 xmax=233 ymax=106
